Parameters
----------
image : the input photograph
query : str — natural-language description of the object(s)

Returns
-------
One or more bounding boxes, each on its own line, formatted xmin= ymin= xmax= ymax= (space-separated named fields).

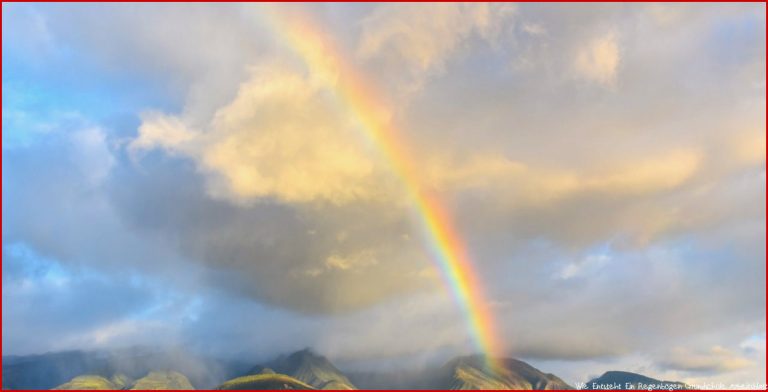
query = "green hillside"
xmin=53 ymin=375 xmax=118 ymax=390
xmin=442 ymin=355 xmax=573 ymax=390
xmin=54 ymin=370 xmax=193 ymax=390
xmin=259 ymin=349 xmax=356 ymax=390
xmin=217 ymin=373 xmax=315 ymax=390
xmin=110 ymin=374 xmax=133 ymax=389
xmin=450 ymin=364 xmax=511 ymax=390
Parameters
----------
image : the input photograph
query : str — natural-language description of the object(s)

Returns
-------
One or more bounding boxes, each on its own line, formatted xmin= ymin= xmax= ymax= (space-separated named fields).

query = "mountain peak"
xmin=443 ymin=355 xmax=573 ymax=390
xmin=257 ymin=349 xmax=355 ymax=390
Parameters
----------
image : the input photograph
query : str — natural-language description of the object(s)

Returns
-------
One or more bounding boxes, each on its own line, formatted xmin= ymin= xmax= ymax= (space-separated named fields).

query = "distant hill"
xmin=350 ymin=355 xmax=572 ymax=390
xmin=130 ymin=371 xmax=194 ymax=390
xmin=584 ymin=371 xmax=690 ymax=390
xmin=3 ymin=351 xmax=112 ymax=390
xmin=439 ymin=355 xmax=573 ymax=390
xmin=54 ymin=370 xmax=193 ymax=390
xmin=252 ymin=349 xmax=356 ymax=390
xmin=2 ymin=348 xmax=250 ymax=389
xmin=53 ymin=375 xmax=118 ymax=390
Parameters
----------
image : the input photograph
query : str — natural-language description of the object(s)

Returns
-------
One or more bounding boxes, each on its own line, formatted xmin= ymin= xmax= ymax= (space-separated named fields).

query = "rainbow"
xmin=260 ymin=6 xmax=504 ymax=371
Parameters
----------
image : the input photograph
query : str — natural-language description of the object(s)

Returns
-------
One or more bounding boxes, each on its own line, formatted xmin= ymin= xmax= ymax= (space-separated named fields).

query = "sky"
xmin=2 ymin=2 xmax=766 ymax=387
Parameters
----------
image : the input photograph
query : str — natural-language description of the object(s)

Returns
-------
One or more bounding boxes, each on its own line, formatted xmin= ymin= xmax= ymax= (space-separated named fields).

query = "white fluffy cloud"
xmin=131 ymin=64 xmax=390 ymax=205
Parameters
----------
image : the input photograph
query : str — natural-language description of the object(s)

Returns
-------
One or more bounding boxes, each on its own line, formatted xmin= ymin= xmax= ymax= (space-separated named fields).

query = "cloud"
xmin=2 ymin=243 xmax=162 ymax=354
xmin=324 ymin=250 xmax=379 ymax=272
xmin=2 ymin=115 xmax=189 ymax=278
xmin=426 ymin=148 xmax=701 ymax=204
xmin=574 ymin=31 xmax=620 ymax=87
xmin=107 ymin=153 xmax=438 ymax=313
xmin=129 ymin=113 xmax=196 ymax=154
xmin=1 ymin=4 xmax=55 ymax=62
xmin=659 ymin=346 xmax=754 ymax=373
xmin=357 ymin=3 xmax=515 ymax=93
xmin=131 ymin=64 xmax=388 ymax=205
xmin=71 ymin=127 xmax=116 ymax=185
xmin=556 ymin=253 xmax=611 ymax=281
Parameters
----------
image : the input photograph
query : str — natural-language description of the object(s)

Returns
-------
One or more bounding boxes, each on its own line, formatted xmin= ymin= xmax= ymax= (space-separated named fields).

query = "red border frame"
xmin=0 ymin=1 xmax=765 ymax=391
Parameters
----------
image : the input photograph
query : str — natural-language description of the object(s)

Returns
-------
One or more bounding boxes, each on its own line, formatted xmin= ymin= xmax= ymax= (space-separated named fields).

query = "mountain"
xmin=6 ymin=348 xmax=575 ymax=391
xmin=584 ymin=371 xmax=690 ymax=390
xmin=438 ymin=355 xmax=573 ymax=390
xmin=2 ymin=347 xmax=251 ymax=389
xmin=217 ymin=369 xmax=315 ymax=390
xmin=3 ymin=351 xmax=113 ymax=390
xmin=130 ymin=371 xmax=194 ymax=390
xmin=253 ymin=349 xmax=356 ymax=390
xmin=53 ymin=375 xmax=118 ymax=390
xmin=54 ymin=371 xmax=193 ymax=390
xmin=349 ymin=355 xmax=572 ymax=390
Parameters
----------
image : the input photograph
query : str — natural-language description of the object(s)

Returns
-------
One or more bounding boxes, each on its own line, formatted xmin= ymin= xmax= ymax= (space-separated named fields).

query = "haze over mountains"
xmin=2 ymin=348 xmax=692 ymax=390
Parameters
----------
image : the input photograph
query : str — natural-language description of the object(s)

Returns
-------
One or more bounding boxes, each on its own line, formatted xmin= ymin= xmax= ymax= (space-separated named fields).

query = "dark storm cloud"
xmin=106 ymin=151 xmax=437 ymax=313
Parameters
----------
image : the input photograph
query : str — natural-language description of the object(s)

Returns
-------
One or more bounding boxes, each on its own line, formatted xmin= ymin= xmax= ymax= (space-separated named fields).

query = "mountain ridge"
xmin=54 ymin=371 xmax=193 ymax=390
xmin=440 ymin=355 xmax=573 ymax=390
xmin=584 ymin=371 xmax=691 ymax=390
xmin=250 ymin=348 xmax=356 ymax=390
xmin=3 ymin=348 xmax=691 ymax=390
